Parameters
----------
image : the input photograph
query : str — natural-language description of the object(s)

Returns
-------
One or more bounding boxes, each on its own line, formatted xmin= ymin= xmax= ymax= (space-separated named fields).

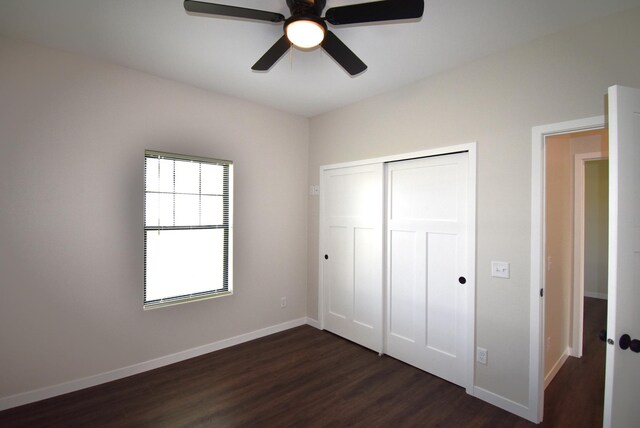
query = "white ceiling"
xmin=1 ymin=0 xmax=639 ymax=117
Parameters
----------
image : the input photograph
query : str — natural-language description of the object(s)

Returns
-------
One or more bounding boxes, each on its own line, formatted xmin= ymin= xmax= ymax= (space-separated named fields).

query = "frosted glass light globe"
xmin=286 ymin=20 xmax=325 ymax=49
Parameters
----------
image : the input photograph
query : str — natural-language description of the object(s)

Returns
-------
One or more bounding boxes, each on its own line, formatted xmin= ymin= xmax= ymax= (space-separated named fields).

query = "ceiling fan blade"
xmin=252 ymin=35 xmax=291 ymax=71
xmin=321 ymin=31 xmax=367 ymax=76
xmin=325 ymin=0 xmax=424 ymax=26
xmin=184 ymin=0 xmax=285 ymax=23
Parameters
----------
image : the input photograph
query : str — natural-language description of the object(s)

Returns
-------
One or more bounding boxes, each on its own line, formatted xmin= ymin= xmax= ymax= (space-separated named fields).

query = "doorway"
xmin=542 ymin=128 xmax=608 ymax=424
xmin=543 ymin=129 xmax=608 ymax=387
xmin=532 ymin=86 xmax=640 ymax=426
xmin=530 ymin=116 xmax=607 ymax=423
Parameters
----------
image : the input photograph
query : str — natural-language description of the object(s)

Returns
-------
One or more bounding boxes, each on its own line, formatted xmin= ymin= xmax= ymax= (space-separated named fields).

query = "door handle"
xmin=619 ymin=334 xmax=640 ymax=353
xmin=599 ymin=329 xmax=607 ymax=342
xmin=600 ymin=330 xmax=615 ymax=345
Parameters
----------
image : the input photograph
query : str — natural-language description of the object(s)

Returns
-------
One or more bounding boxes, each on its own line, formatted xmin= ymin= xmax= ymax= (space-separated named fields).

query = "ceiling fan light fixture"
xmin=285 ymin=18 xmax=325 ymax=49
xmin=184 ymin=0 xmax=425 ymax=75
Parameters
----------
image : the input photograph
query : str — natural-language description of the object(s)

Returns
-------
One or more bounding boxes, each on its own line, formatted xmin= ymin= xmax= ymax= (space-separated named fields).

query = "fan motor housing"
xmin=286 ymin=0 xmax=327 ymax=17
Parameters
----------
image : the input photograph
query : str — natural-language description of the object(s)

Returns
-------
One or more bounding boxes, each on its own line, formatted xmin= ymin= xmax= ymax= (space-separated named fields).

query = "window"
xmin=144 ymin=150 xmax=233 ymax=309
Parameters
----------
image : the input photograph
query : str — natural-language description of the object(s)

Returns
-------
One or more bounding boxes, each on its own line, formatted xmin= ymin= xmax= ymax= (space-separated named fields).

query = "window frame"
xmin=143 ymin=149 xmax=233 ymax=309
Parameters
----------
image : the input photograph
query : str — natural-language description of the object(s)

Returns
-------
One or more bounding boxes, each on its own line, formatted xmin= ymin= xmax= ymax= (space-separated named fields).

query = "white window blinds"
xmin=144 ymin=150 xmax=233 ymax=309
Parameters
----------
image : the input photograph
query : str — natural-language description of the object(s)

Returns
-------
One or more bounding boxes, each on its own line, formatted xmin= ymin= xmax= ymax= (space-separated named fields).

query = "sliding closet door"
xmin=386 ymin=152 xmax=470 ymax=387
xmin=320 ymin=164 xmax=383 ymax=352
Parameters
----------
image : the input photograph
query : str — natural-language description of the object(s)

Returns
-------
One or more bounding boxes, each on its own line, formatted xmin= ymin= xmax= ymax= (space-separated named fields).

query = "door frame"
xmin=318 ymin=142 xmax=477 ymax=393
xmin=530 ymin=116 xmax=605 ymax=422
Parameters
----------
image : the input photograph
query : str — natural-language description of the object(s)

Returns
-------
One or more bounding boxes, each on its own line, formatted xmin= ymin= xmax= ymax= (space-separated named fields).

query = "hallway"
xmin=542 ymin=297 xmax=607 ymax=426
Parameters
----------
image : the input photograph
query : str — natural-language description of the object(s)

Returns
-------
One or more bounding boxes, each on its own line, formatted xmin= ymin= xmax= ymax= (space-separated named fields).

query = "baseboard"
xmin=544 ymin=347 xmax=570 ymax=389
xmin=306 ymin=317 xmax=321 ymax=329
xmin=584 ymin=291 xmax=608 ymax=300
xmin=0 ymin=317 xmax=308 ymax=411
xmin=473 ymin=386 xmax=533 ymax=422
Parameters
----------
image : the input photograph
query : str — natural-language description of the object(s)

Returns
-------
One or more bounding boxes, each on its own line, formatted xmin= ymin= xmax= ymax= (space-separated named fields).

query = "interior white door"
xmin=603 ymin=85 xmax=640 ymax=428
xmin=321 ymin=163 xmax=383 ymax=352
xmin=385 ymin=152 xmax=470 ymax=387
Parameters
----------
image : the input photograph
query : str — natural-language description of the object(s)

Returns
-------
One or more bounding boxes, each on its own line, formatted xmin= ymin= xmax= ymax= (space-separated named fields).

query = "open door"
xmin=603 ymin=85 xmax=640 ymax=427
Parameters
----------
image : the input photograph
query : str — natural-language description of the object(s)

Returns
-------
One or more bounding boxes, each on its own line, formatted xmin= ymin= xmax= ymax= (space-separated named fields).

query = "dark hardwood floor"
xmin=541 ymin=297 xmax=607 ymax=427
xmin=0 ymin=298 xmax=606 ymax=427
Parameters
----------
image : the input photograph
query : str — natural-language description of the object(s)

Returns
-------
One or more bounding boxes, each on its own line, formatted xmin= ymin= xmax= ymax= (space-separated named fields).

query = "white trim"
xmin=584 ymin=291 xmax=608 ymax=300
xmin=573 ymin=151 xmax=607 ymax=358
xmin=320 ymin=143 xmax=475 ymax=171
xmin=544 ymin=347 xmax=571 ymax=389
xmin=0 ymin=317 xmax=308 ymax=411
xmin=306 ymin=317 xmax=321 ymax=329
xmin=530 ymin=116 xmax=605 ymax=423
xmin=318 ymin=170 xmax=325 ymax=331
xmin=466 ymin=144 xmax=478 ymax=395
xmin=473 ymin=386 xmax=532 ymax=421
xmin=318 ymin=142 xmax=477 ymax=394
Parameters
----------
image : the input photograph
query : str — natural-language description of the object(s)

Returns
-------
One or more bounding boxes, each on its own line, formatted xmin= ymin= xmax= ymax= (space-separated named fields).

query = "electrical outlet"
xmin=281 ymin=297 xmax=287 ymax=308
xmin=546 ymin=336 xmax=551 ymax=353
xmin=477 ymin=347 xmax=488 ymax=365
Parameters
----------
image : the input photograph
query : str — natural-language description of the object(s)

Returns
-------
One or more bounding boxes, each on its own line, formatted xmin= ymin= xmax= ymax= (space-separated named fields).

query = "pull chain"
xmin=289 ymin=42 xmax=293 ymax=70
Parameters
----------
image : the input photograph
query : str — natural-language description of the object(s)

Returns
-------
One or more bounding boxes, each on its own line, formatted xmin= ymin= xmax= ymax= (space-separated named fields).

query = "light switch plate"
xmin=491 ymin=261 xmax=510 ymax=279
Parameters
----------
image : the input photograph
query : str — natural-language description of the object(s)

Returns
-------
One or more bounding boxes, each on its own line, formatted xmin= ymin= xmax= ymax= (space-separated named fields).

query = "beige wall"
xmin=0 ymin=36 xmax=309 ymax=399
xmin=584 ymin=160 xmax=609 ymax=297
xmin=307 ymin=8 xmax=640 ymax=406
xmin=544 ymin=135 xmax=572 ymax=378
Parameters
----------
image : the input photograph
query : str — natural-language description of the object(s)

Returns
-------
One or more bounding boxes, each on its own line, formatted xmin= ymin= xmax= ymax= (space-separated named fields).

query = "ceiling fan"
xmin=184 ymin=0 xmax=424 ymax=76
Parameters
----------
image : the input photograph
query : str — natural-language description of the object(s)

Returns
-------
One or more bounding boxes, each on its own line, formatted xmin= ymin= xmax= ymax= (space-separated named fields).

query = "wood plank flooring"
xmin=0 ymin=298 xmax=606 ymax=427
xmin=541 ymin=297 xmax=607 ymax=427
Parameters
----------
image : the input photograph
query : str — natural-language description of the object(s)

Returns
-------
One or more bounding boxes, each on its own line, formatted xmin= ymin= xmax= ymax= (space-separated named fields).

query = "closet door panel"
xmin=327 ymin=225 xmax=351 ymax=320
xmin=426 ymin=232 xmax=458 ymax=356
xmin=321 ymin=164 xmax=383 ymax=352
xmin=353 ymin=227 xmax=377 ymax=328
xmin=389 ymin=230 xmax=420 ymax=343
xmin=386 ymin=152 xmax=469 ymax=387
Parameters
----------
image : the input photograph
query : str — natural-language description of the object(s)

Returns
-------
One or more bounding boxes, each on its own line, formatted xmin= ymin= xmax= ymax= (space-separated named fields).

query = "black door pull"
xmin=458 ymin=277 xmax=466 ymax=284
xmin=599 ymin=330 xmax=607 ymax=342
xmin=619 ymin=334 xmax=640 ymax=353
xmin=620 ymin=334 xmax=631 ymax=350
